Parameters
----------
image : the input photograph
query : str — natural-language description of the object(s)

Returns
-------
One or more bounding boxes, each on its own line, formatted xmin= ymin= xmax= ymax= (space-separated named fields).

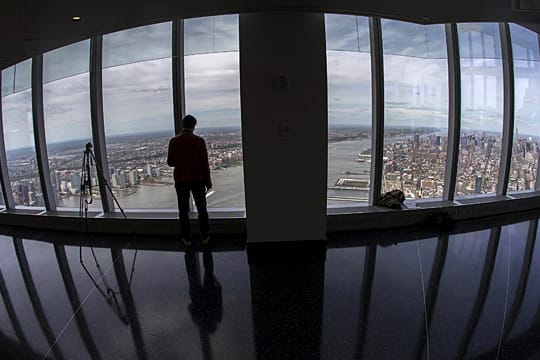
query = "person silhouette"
xmin=184 ymin=249 xmax=223 ymax=360
xmin=167 ymin=115 xmax=212 ymax=246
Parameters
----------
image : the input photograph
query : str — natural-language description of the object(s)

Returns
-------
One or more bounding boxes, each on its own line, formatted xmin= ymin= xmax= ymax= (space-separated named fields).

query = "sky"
xmin=1 ymin=14 xmax=540 ymax=151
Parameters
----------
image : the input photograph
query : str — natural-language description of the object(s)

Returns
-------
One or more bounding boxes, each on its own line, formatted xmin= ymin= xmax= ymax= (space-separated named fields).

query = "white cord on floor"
xmin=496 ymin=229 xmax=511 ymax=360
xmin=42 ymin=244 xmax=134 ymax=360
xmin=416 ymin=232 xmax=430 ymax=360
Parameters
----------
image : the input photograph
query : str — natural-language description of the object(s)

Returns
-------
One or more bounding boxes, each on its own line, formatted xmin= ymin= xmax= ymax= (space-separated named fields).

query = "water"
xmin=59 ymin=141 xmax=369 ymax=210
xmin=328 ymin=139 xmax=371 ymax=206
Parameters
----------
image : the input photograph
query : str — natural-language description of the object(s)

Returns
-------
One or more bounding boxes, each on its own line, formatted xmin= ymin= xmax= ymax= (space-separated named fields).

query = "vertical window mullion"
xmin=537 ymin=34 xmax=540 ymax=192
xmin=443 ymin=23 xmax=461 ymax=201
xmin=172 ymin=20 xmax=186 ymax=135
xmin=32 ymin=55 xmax=56 ymax=210
xmin=497 ymin=23 xmax=515 ymax=195
xmin=369 ymin=17 xmax=384 ymax=206
xmin=90 ymin=36 xmax=114 ymax=212
xmin=173 ymin=19 xmax=190 ymax=210
xmin=0 ymin=75 xmax=15 ymax=208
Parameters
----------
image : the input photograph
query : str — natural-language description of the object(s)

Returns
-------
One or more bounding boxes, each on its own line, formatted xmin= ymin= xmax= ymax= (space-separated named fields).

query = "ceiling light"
xmin=72 ymin=16 xmax=81 ymax=21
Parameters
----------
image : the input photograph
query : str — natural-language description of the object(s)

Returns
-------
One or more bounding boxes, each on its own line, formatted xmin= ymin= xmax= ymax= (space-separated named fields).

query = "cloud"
xmin=103 ymin=22 xmax=172 ymax=68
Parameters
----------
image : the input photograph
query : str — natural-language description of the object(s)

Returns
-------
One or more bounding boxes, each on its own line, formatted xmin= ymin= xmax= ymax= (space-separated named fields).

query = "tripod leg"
xmin=88 ymin=150 xmax=128 ymax=220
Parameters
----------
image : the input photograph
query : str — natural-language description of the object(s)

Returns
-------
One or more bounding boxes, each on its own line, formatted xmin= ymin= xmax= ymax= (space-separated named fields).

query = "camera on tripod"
xmin=79 ymin=142 xmax=126 ymax=218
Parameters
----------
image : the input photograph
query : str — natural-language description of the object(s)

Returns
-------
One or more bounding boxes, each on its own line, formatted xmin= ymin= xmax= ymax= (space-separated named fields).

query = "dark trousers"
xmin=175 ymin=182 xmax=209 ymax=240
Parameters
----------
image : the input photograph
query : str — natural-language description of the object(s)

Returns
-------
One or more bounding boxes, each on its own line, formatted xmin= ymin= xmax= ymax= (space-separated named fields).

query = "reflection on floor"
xmin=1 ymin=213 xmax=540 ymax=359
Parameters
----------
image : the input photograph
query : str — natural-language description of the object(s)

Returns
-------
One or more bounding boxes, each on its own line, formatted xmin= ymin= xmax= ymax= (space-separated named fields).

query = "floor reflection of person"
xmin=185 ymin=249 xmax=223 ymax=360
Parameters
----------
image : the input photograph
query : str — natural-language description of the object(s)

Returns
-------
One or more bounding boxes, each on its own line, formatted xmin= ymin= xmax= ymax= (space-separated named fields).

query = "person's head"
xmin=182 ymin=115 xmax=197 ymax=130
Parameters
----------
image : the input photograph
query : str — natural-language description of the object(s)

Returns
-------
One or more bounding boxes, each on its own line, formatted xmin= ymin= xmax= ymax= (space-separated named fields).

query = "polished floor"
xmin=1 ymin=214 xmax=540 ymax=359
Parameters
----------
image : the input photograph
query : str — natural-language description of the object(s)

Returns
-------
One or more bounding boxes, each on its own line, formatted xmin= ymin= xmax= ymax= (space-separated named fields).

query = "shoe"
xmin=182 ymin=238 xmax=192 ymax=247
xmin=201 ymin=235 xmax=210 ymax=245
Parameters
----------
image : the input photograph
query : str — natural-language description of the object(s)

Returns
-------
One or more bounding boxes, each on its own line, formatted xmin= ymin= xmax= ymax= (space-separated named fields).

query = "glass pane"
xmin=325 ymin=14 xmax=370 ymax=52
xmin=1 ymin=60 xmax=43 ymax=207
xmin=382 ymin=20 xmax=449 ymax=201
xmin=103 ymin=22 xmax=172 ymax=68
xmin=103 ymin=23 xmax=174 ymax=209
xmin=325 ymin=15 xmax=372 ymax=207
xmin=184 ymin=14 xmax=239 ymax=55
xmin=456 ymin=23 xmax=504 ymax=198
xmin=1 ymin=60 xmax=31 ymax=97
xmin=382 ymin=20 xmax=447 ymax=59
xmin=184 ymin=15 xmax=244 ymax=209
xmin=509 ymin=24 xmax=540 ymax=192
xmin=14 ymin=59 xmax=32 ymax=93
xmin=1 ymin=66 xmax=15 ymax=97
xmin=43 ymin=40 xmax=89 ymax=83
xmin=43 ymin=41 xmax=97 ymax=209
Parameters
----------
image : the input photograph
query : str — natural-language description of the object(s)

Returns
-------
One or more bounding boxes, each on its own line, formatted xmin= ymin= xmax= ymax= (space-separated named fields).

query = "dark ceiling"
xmin=1 ymin=0 xmax=539 ymax=69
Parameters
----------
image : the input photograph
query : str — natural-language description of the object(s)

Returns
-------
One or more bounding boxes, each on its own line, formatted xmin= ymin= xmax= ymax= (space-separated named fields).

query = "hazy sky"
xmin=1 ymin=14 xmax=539 ymax=151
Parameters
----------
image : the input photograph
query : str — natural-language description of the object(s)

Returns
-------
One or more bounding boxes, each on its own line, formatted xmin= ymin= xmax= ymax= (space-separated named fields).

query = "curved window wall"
xmin=325 ymin=15 xmax=372 ymax=207
xmin=382 ymin=20 xmax=449 ymax=201
xmin=1 ymin=60 xmax=43 ymax=207
xmin=0 ymin=15 xmax=539 ymax=216
xmin=509 ymin=24 xmax=540 ymax=193
xmin=43 ymin=40 xmax=96 ymax=209
xmin=456 ymin=23 xmax=504 ymax=198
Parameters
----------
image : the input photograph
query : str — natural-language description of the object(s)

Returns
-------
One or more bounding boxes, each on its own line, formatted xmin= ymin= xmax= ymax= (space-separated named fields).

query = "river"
xmin=59 ymin=139 xmax=373 ymax=210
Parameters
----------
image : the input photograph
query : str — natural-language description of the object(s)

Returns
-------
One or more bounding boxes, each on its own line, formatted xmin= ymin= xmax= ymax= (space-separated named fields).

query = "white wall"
xmin=240 ymin=12 xmax=328 ymax=242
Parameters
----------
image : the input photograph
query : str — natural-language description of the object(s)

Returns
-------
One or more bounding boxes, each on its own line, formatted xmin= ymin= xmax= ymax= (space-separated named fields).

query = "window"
xmin=456 ymin=23 xmax=504 ymax=198
xmin=382 ymin=20 xmax=449 ymax=201
xmin=102 ymin=22 xmax=175 ymax=209
xmin=184 ymin=15 xmax=244 ymax=209
xmin=325 ymin=14 xmax=372 ymax=207
xmin=1 ymin=60 xmax=43 ymax=207
xmin=509 ymin=24 xmax=540 ymax=192
xmin=43 ymin=40 xmax=96 ymax=208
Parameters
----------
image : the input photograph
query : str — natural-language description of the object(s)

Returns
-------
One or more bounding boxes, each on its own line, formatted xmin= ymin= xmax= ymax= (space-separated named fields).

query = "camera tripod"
xmin=79 ymin=142 xmax=127 ymax=224
xmin=79 ymin=142 xmax=137 ymax=324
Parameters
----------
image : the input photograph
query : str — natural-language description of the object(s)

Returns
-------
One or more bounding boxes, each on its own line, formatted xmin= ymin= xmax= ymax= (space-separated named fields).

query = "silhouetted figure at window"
xmin=185 ymin=249 xmax=223 ymax=360
xmin=167 ymin=115 xmax=212 ymax=246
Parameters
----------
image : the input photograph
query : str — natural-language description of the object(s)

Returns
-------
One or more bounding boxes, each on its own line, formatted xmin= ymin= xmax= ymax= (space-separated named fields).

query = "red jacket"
xmin=167 ymin=130 xmax=212 ymax=187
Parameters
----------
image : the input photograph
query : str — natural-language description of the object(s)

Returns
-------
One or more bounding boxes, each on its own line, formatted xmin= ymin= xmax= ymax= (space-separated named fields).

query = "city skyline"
xmin=4 ymin=125 xmax=538 ymax=208
xmin=2 ymin=123 xmax=538 ymax=154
